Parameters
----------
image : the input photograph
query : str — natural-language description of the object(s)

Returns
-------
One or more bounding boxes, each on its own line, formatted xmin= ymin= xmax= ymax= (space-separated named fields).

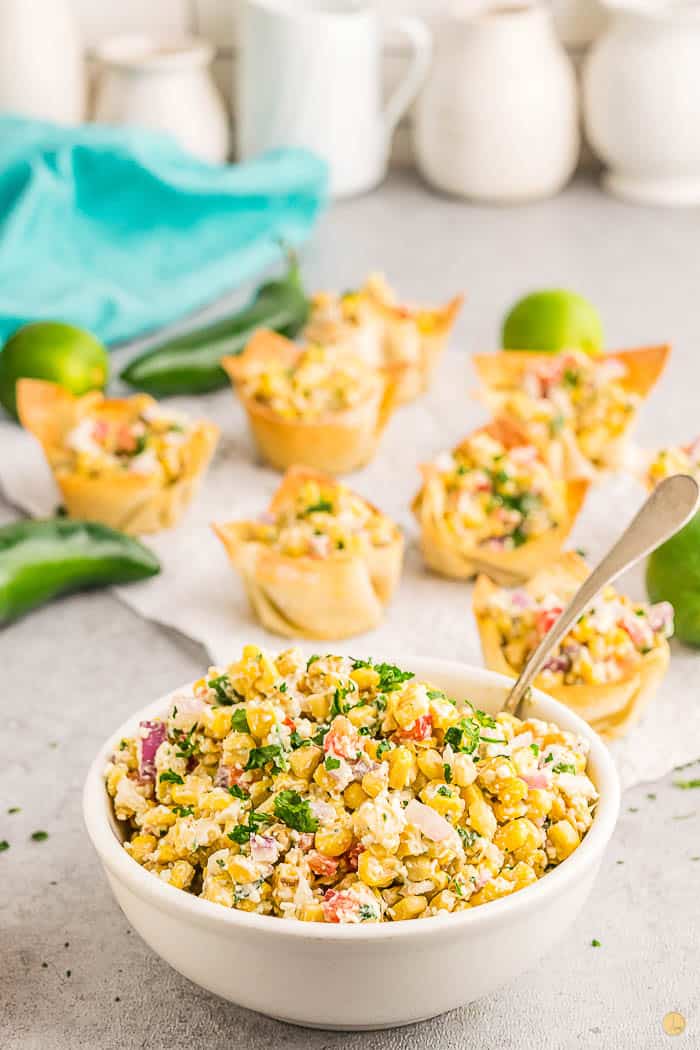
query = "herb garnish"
xmin=228 ymin=812 xmax=273 ymax=844
xmin=226 ymin=784 xmax=249 ymax=800
xmin=159 ymin=769 xmax=184 ymax=785
xmin=31 ymin=831 xmax=49 ymax=842
xmin=230 ymin=707 xmax=250 ymax=733
xmin=674 ymin=778 xmax=700 ymax=790
xmin=552 ymin=762 xmax=577 ymax=775
xmin=245 ymin=745 xmax=287 ymax=773
xmin=351 ymin=659 xmax=414 ymax=692
xmin=273 ymin=790 xmax=318 ymax=833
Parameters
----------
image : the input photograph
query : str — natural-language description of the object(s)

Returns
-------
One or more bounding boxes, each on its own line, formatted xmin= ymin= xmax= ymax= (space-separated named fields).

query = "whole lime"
xmin=647 ymin=511 xmax=700 ymax=646
xmin=0 ymin=321 xmax=109 ymax=419
xmin=502 ymin=290 xmax=604 ymax=355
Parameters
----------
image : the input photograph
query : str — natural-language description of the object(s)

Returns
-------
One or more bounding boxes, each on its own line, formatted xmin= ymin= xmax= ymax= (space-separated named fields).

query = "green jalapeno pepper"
xmin=0 ymin=519 xmax=160 ymax=625
xmin=120 ymin=253 xmax=310 ymax=397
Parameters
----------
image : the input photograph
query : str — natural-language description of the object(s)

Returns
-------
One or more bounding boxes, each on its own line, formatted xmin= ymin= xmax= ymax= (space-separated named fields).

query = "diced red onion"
xmin=523 ymin=770 xmax=553 ymax=790
xmin=404 ymin=799 xmax=453 ymax=842
xmin=250 ymin=834 xmax=280 ymax=864
xmin=137 ymin=720 xmax=167 ymax=781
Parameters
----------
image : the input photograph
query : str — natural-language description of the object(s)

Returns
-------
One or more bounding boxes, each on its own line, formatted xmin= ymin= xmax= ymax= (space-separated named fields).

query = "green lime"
xmin=502 ymin=290 xmax=604 ymax=355
xmin=0 ymin=321 xmax=109 ymax=419
xmin=647 ymin=512 xmax=700 ymax=646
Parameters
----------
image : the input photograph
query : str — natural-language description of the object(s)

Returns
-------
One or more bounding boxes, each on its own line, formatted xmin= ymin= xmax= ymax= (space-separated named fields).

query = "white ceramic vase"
xmin=0 ymin=0 xmax=85 ymax=123
xmin=414 ymin=1 xmax=580 ymax=203
xmin=583 ymin=1 xmax=700 ymax=206
xmin=93 ymin=36 xmax=230 ymax=165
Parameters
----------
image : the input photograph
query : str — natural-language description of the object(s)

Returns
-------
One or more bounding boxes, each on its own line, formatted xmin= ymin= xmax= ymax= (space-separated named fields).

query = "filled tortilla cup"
xmin=17 ymin=379 xmax=218 ymax=534
xmin=413 ymin=419 xmax=589 ymax=586
xmin=222 ymin=330 xmax=402 ymax=475
xmin=473 ymin=552 xmax=672 ymax=740
xmin=472 ymin=345 xmax=670 ymax=479
xmin=306 ymin=274 xmax=464 ymax=403
xmin=212 ymin=465 xmax=404 ymax=639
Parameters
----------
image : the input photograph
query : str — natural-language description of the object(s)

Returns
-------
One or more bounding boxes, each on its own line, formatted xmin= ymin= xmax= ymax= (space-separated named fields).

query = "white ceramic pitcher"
xmin=0 ymin=0 xmax=85 ymax=123
xmin=584 ymin=1 xmax=700 ymax=206
xmin=238 ymin=0 xmax=432 ymax=198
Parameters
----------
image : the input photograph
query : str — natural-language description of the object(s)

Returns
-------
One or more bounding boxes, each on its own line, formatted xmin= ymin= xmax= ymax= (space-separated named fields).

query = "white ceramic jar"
xmin=583 ymin=2 xmax=700 ymax=206
xmin=0 ymin=0 xmax=85 ymax=123
xmin=93 ymin=36 xmax=230 ymax=164
xmin=414 ymin=2 xmax=580 ymax=203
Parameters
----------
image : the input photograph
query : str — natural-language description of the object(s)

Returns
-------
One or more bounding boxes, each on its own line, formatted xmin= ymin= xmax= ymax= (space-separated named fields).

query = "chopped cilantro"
xmin=552 ymin=762 xmax=577 ymax=775
xmin=376 ymin=740 xmax=392 ymax=760
xmin=278 ymin=682 xmax=288 ymax=693
xmin=290 ymin=731 xmax=311 ymax=750
xmin=358 ymin=904 xmax=376 ymax=921
xmin=530 ymin=743 xmax=540 ymax=756
xmin=674 ymin=778 xmax=700 ymax=790
xmin=173 ymin=805 xmax=194 ymax=817
xmin=245 ymin=745 xmax=287 ymax=773
xmin=273 ymin=790 xmax=318 ymax=833
xmin=325 ymin=756 xmax=341 ymax=771
xmin=437 ymin=785 xmax=451 ymax=797
xmin=563 ymin=368 xmax=580 ymax=388
xmin=311 ymin=724 xmax=329 ymax=747
xmin=302 ymin=500 xmax=333 ymax=516
xmin=443 ymin=763 xmax=453 ymax=783
xmin=31 ymin=831 xmax=49 ymax=842
xmin=445 ymin=718 xmax=481 ymax=754
xmin=329 ymin=684 xmax=353 ymax=718
xmin=227 ymin=811 xmax=273 ymax=844
xmin=159 ymin=769 xmax=184 ymax=785
xmin=427 ymin=689 xmax=446 ymax=701
xmin=591 ymin=939 xmax=601 ymax=948
xmin=230 ymin=707 xmax=250 ymax=733
xmin=306 ymin=655 xmax=321 ymax=669
xmin=173 ymin=724 xmax=198 ymax=759
xmin=0 ymin=840 xmax=8 ymax=852
xmin=544 ymin=753 xmax=554 ymax=764
xmin=7 ymin=807 xmax=20 ymax=814
xmin=207 ymin=674 xmax=243 ymax=706
xmin=226 ymin=784 xmax=249 ymax=800
xmin=351 ymin=659 xmax=414 ymax=692
xmin=457 ymin=826 xmax=477 ymax=849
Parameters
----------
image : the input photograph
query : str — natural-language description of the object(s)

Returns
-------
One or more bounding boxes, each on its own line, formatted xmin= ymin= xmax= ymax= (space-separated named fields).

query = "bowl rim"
xmin=83 ymin=656 xmax=620 ymax=942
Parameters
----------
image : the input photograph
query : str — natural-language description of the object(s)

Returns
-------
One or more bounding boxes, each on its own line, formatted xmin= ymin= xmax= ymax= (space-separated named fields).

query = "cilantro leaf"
xmin=351 ymin=659 xmax=413 ymax=692
xmin=273 ymin=790 xmax=318 ymax=833
xmin=159 ymin=769 xmax=184 ymax=785
xmin=226 ymin=784 xmax=249 ymax=800
xmin=230 ymin=707 xmax=250 ymax=733
xmin=245 ymin=745 xmax=287 ymax=773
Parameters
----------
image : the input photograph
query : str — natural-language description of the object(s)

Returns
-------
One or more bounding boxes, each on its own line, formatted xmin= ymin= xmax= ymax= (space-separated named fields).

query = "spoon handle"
xmin=502 ymin=473 xmax=700 ymax=716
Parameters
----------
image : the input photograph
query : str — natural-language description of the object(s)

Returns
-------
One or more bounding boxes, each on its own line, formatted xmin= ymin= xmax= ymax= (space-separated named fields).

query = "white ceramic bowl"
xmin=83 ymin=658 xmax=620 ymax=1030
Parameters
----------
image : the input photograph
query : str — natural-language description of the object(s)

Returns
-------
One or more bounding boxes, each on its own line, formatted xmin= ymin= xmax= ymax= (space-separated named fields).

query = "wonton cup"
xmin=472 ymin=345 xmax=669 ymax=479
xmin=413 ymin=420 xmax=589 ymax=587
xmin=473 ymin=552 xmax=670 ymax=740
xmin=17 ymin=379 xmax=219 ymax=534
xmin=212 ymin=466 xmax=404 ymax=640
xmin=307 ymin=275 xmax=464 ymax=404
xmin=222 ymin=330 xmax=402 ymax=475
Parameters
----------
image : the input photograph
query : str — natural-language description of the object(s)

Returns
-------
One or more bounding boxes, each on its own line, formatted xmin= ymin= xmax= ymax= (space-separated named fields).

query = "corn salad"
xmin=647 ymin=438 xmax=700 ymax=488
xmin=485 ymin=585 xmax=674 ymax=686
xmin=499 ymin=350 xmax=638 ymax=466
xmin=106 ymin=646 xmax=599 ymax=923
xmin=235 ymin=343 xmax=379 ymax=420
xmin=239 ymin=475 xmax=396 ymax=559
xmin=427 ymin=431 xmax=565 ymax=550
xmin=63 ymin=399 xmax=193 ymax=481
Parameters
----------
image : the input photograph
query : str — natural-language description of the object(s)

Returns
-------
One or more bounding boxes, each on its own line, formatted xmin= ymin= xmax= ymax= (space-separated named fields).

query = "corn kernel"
xmin=494 ymin=817 xmax=539 ymax=854
xmin=315 ymin=825 xmax=353 ymax=857
xmin=343 ymin=782 xmax=368 ymax=810
xmin=417 ymin=748 xmax=444 ymax=780
xmin=469 ymin=798 xmax=497 ymax=839
xmin=299 ymin=902 xmax=324 ymax=922
xmin=452 ymin=753 xmax=477 ymax=787
xmin=393 ymin=894 xmax=427 ymax=920
xmin=346 ymin=704 xmax=377 ymax=730
xmin=430 ymin=889 xmax=456 ymax=912
xmin=126 ymin=833 xmax=157 ymax=863
xmin=246 ymin=700 xmax=277 ymax=741
xmin=307 ymin=693 xmax=331 ymax=722
xmin=357 ymin=850 xmax=401 ymax=888
xmin=289 ymin=745 xmax=322 ymax=780
xmin=228 ymin=855 xmax=259 ymax=884
xmin=388 ymin=746 xmax=417 ymax=790
xmin=208 ymin=706 xmax=234 ymax=740
xmin=350 ymin=666 xmax=380 ymax=690
xmin=548 ymin=819 xmax=580 ymax=860
xmin=362 ymin=768 xmax=388 ymax=798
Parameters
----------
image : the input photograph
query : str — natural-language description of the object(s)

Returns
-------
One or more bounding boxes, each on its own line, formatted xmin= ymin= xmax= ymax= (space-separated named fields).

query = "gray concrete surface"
xmin=3 ymin=173 xmax=700 ymax=1049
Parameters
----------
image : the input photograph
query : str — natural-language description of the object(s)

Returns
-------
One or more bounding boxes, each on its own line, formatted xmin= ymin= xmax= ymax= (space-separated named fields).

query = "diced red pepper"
xmin=307 ymin=851 xmax=340 ymax=877
xmin=536 ymin=607 xmax=562 ymax=637
xmin=398 ymin=714 xmax=432 ymax=742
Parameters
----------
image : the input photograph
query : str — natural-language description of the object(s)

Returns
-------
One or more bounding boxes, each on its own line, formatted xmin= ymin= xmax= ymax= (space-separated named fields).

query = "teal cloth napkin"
xmin=0 ymin=116 xmax=327 ymax=345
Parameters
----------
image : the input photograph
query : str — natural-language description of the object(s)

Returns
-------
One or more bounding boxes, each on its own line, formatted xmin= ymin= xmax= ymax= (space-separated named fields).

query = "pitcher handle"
xmin=382 ymin=16 xmax=433 ymax=142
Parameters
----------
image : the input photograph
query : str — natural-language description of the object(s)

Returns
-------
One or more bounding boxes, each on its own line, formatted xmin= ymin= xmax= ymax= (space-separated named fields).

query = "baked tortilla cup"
xmin=17 ymin=379 xmax=219 ymax=534
xmin=212 ymin=466 xmax=404 ymax=639
xmin=307 ymin=276 xmax=464 ymax=404
xmin=473 ymin=552 xmax=670 ymax=740
xmin=222 ymin=330 xmax=402 ymax=475
xmin=363 ymin=277 xmax=464 ymax=402
xmin=413 ymin=420 xmax=589 ymax=586
xmin=472 ymin=345 xmax=669 ymax=479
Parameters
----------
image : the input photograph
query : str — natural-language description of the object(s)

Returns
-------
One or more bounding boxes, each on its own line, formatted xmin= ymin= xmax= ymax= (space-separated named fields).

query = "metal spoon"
xmin=502 ymin=473 xmax=700 ymax=717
